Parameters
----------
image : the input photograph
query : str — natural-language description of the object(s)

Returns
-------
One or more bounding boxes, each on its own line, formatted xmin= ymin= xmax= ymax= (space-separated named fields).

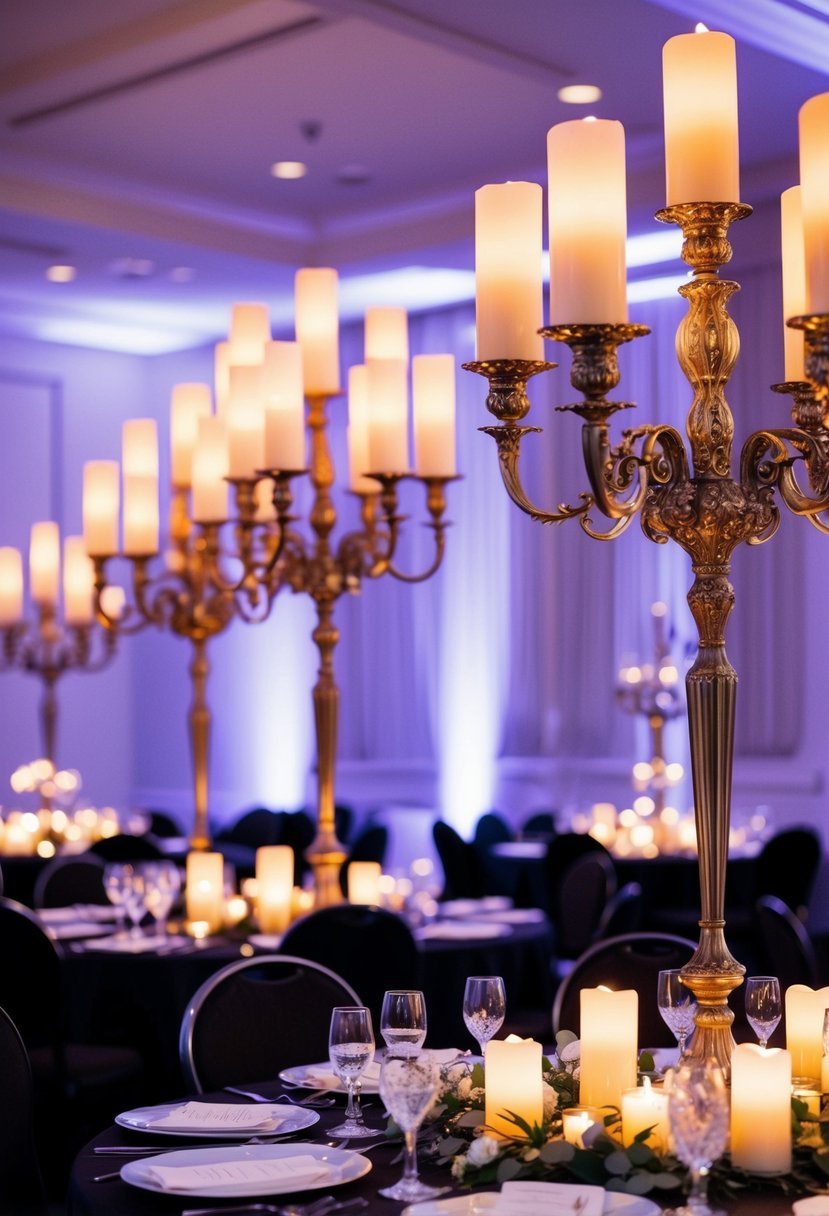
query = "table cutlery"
xmin=181 ymin=1197 xmax=369 ymax=1216
xmin=224 ymin=1086 xmax=335 ymax=1107
xmin=94 ymin=1133 xmax=296 ymax=1154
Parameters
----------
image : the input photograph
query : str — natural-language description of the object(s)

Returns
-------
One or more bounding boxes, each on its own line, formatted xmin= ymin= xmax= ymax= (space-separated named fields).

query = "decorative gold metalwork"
xmin=466 ymin=199 xmax=829 ymax=1075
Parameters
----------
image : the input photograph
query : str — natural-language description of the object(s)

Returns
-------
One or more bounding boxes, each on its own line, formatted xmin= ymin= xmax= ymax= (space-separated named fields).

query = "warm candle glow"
xmin=786 ymin=984 xmax=829 ymax=1082
xmin=781 ymin=186 xmax=807 ymax=381
xmin=185 ymin=852 xmax=224 ymax=932
xmin=579 ymin=986 xmax=638 ymax=1110
xmin=799 ymin=92 xmax=829 ymax=313
xmin=255 ymin=845 xmax=294 ymax=934
xmin=562 ymin=1107 xmax=599 ymax=1148
xmin=171 ymin=383 xmax=212 ymax=489
xmin=29 ymin=521 xmax=60 ymax=608
xmin=730 ymin=1042 xmax=792 ymax=1174
xmin=347 ymin=364 xmax=376 ymax=494
xmin=367 ymin=359 xmax=408 ymax=473
xmin=62 ymin=536 xmax=95 ymax=626
xmin=295 ymin=268 xmax=340 ymax=395
xmin=0 ymin=547 xmax=23 ymax=627
xmin=412 ymin=354 xmax=456 ymax=478
xmin=484 ymin=1035 xmax=543 ymax=1138
xmin=547 ymin=118 xmax=628 ymax=324
xmin=347 ymin=861 xmax=382 ymax=905
xmin=228 ymin=302 xmax=271 ymax=366
xmin=226 ymin=363 xmax=265 ymax=479
xmin=191 ymin=416 xmax=229 ymax=523
xmin=365 ymin=307 xmax=409 ymax=361
xmin=122 ymin=418 xmax=159 ymax=480
xmin=122 ymin=476 xmax=160 ymax=557
xmin=663 ymin=29 xmax=739 ymax=205
xmin=475 ymin=182 xmax=544 ymax=361
xmin=83 ymin=461 xmax=120 ymax=557
xmin=262 ymin=340 xmax=306 ymax=470
xmin=621 ymin=1076 xmax=668 ymax=1153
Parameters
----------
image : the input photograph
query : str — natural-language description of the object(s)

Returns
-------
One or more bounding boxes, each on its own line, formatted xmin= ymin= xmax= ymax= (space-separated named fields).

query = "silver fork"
xmin=224 ymin=1085 xmax=335 ymax=1107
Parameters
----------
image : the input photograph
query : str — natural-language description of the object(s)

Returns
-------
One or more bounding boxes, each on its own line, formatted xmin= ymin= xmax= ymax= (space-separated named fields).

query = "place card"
xmin=141 ymin=1102 xmax=289 ymax=1131
xmin=498 ymin=1179 xmax=604 ymax=1214
xmin=145 ymin=1153 xmax=329 ymax=1192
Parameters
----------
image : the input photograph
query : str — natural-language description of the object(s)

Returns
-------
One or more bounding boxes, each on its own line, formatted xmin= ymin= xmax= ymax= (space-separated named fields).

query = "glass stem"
xmin=689 ymin=1165 xmax=707 ymax=1209
xmin=344 ymin=1079 xmax=359 ymax=1122
xmin=678 ymin=1030 xmax=687 ymax=1057
xmin=402 ymin=1129 xmax=418 ymax=1183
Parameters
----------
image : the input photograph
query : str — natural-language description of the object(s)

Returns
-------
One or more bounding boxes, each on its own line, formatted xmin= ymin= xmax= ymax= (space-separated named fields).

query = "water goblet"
xmin=744 ymin=976 xmax=782 ymax=1047
xmin=658 ymin=968 xmax=697 ymax=1058
xmin=121 ymin=865 xmax=148 ymax=937
xmin=378 ymin=1050 xmax=448 ymax=1203
xmin=667 ymin=1058 xmax=729 ymax=1215
xmin=328 ymin=1006 xmax=377 ymax=1138
xmin=380 ymin=990 xmax=427 ymax=1056
xmin=103 ymin=863 xmax=133 ymax=937
xmin=462 ymin=975 xmax=506 ymax=1055
xmin=141 ymin=860 xmax=182 ymax=935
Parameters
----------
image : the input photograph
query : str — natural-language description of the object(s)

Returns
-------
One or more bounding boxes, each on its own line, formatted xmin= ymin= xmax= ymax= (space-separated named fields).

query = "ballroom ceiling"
xmin=1 ymin=0 xmax=827 ymax=352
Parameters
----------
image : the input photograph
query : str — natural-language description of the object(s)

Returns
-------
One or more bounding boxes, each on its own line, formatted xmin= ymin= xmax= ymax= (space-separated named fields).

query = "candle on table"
xmin=730 ymin=1042 xmax=792 ymax=1174
xmin=786 ymin=984 xmax=829 ymax=1082
xmin=191 ymin=417 xmax=229 ymax=524
xmin=347 ymin=364 xmax=376 ymax=494
xmin=799 ymin=92 xmax=829 ymax=313
xmin=83 ymin=461 xmax=120 ymax=557
xmin=793 ymin=1084 xmax=821 ymax=1117
xmin=475 ymin=182 xmax=543 ymax=361
xmin=412 ymin=354 xmax=456 ymax=478
xmin=781 ymin=186 xmax=807 ymax=382
xmin=171 ymin=384 xmax=212 ymax=489
xmin=295 ymin=268 xmax=340 ymax=395
xmin=62 ymin=537 xmax=94 ymax=626
xmin=367 ymin=359 xmax=408 ymax=473
xmin=0 ymin=548 xmax=23 ymax=627
xmin=262 ymin=341 xmax=305 ymax=470
xmin=562 ymin=1107 xmax=599 ymax=1147
xmin=365 ymin=307 xmax=409 ymax=361
xmin=185 ymin=852 xmax=224 ymax=933
xmin=484 ymin=1034 xmax=543 ymax=1138
xmin=621 ymin=1076 xmax=668 ymax=1153
xmin=255 ymin=845 xmax=294 ymax=934
xmin=29 ymin=522 xmax=60 ymax=609
xmin=662 ymin=27 xmax=739 ymax=206
xmin=226 ymin=363 xmax=265 ymax=479
xmin=547 ymin=118 xmax=628 ymax=324
xmin=347 ymin=861 xmax=382 ymax=905
xmin=228 ymin=302 xmax=270 ymax=367
xmin=579 ymin=986 xmax=638 ymax=1110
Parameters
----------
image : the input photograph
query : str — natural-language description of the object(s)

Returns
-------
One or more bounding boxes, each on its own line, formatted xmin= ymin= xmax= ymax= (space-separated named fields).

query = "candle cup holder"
xmin=541 ymin=322 xmax=651 ymax=421
xmin=462 ymin=359 xmax=557 ymax=423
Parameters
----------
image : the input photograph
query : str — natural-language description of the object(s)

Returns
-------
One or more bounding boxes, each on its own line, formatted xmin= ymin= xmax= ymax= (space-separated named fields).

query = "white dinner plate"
xmin=402 ymin=1191 xmax=660 ymax=1215
xmin=415 ymin=922 xmax=512 ymax=941
xmin=45 ymin=921 xmax=117 ymax=940
xmin=122 ymin=1143 xmax=371 ymax=1198
xmin=439 ymin=897 xmax=514 ymax=918
xmin=279 ymin=1062 xmax=381 ymax=1094
xmin=115 ymin=1101 xmax=319 ymax=1138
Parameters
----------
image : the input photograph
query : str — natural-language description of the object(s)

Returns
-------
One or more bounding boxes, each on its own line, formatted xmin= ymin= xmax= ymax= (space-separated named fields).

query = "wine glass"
xmin=667 ymin=1058 xmax=729 ymax=1215
xmin=121 ymin=865 xmax=148 ymax=937
xmin=380 ymin=990 xmax=427 ymax=1056
xmin=744 ymin=976 xmax=782 ymax=1047
xmin=463 ymin=976 xmax=506 ymax=1055
xmin=103 ymin=863 xmax=135 ymax=937
xmin=658 ymin=968 xmax=697 ymax=1058
xmin=379 ymin=1050 xmax=448 ymax=1202
xmin=328 ymin=1006 xmax=377 ymax=1138
xmin=141 ymin=861 xmax=182 ymax=936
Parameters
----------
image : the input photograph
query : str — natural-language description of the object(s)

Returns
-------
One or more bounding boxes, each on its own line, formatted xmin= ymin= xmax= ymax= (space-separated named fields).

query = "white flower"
xmin=542 ymin=1082 xmax=559 ymax=1120
xmin=456 ymin=1075 xmax=472 ymax=1100
xmin=466 ymin=1134 xmax=502 ymax=1166
xmin=522 ymin=1146 xmax=540 ymax=1162
xmin=451 ymin=1154 xmax=468 ymax=1179
xmin=560 ymin=1039 xmax=581 ymax=1064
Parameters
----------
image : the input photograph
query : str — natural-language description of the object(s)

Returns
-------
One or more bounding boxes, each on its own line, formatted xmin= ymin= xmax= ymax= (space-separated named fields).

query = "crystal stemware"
xmin=380 ymin=990 xmax=427 ymax=1056
xmin=658 ymin=968 xmax=697 ymax=1058
xmin=667 ymin=1058 xmax=729 ymax=1215
xmin=378 ymin=1050 xmax=448 ymax=1202
xmin=140 ymin=860 xmax=182 ymax=935
xmin=744 ymin=976 xmax=782 ymax=1047
xmin=328 ymin=1006 xmax=376 ymax=1138
xmin=103 ymin=863 xmax=136 ymax=937
xmin=462 ymin=975 xmax=506 ymax=1055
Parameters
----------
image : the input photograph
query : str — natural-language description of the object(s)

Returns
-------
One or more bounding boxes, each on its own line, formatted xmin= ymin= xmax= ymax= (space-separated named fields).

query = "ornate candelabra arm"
xmin=92 ymin=558 xmax=151 ymax=635
xmin=0 ymin=624 xmax=26 ymax=671
xmin=375 ymin=475 xmax=459 ymax=584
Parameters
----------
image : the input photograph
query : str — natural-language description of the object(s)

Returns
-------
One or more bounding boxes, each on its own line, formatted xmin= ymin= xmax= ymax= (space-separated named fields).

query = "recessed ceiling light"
xmin=558 ymin=84 xmax=603 ymax=104
xmin=46 ymin=264 xmax=76 ymax=283
xmin=271 ymin=161 xmax=308 ymax=179
xmin=169 ymin=266 xmax=196 ymax=283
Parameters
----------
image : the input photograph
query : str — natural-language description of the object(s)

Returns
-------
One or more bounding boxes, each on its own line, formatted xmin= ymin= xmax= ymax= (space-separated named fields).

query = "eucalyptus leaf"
xmin=457 ymin=1110 xmax=485 ymax=1127
xmin=622 ymin=1169 xmax=656 ymax=1195
xmin=438 ymin=1136 xmax=466 ymax=1156
xmin=604 ymin=1150 xmax=632 ymax=1176
xmin=556 ymin=1029 xmax=578 ymax=1051
xmin=539 ymin=1140 xmax=575 ymax=1165
xmin=638 ymin=1051 xmax=655 ymax=1073
xmin=649 ymin=1172 xmax=683 ymax=1190
xmin=496 ymin=1156 xmax=523 ymax=1182
xmin=626 ymin=1141 xmax=654 ymax=1166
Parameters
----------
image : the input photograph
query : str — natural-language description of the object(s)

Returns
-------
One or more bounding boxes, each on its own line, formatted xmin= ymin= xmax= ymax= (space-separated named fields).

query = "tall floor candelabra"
xmin=465 ymin=31 xmax=829 ymax=1072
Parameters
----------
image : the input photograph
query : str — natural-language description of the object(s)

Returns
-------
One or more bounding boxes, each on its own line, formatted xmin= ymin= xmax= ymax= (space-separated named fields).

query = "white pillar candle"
xmin=171 ymin=384 xmax=212 ymax=489
xmin=579 ymin=986 xmax=638 ymax=1111
xmin=484 ymin=1035 xmax=543 ymax=1138
xmin=781 ymin=187 xmax=807 ymax=382
xmin=365 ymin=307 xmax=409 ymax=361
xmin=228 ymin=302 xmax=270 ymax=366
xmin=226 ymin=363 xmax=265 ymax=479
xmin=295 ymin=268 xmax=340 ymax=395
xmin=185 ymin=852 xmax=224 ymax=933
xmin=122 ymin=419 xmax=158 ymax=480
xmin=29 ymin=521 xmax=60 ymax=608
xmin=215 ymin=341 xmax=231 ymax=415
xmin=475 ymin=182 xmax=544 ymax=361
xmin=799 ymin=92 xmax=829 ymax=313
xmin=793 ymin=1084 xmax=821 ymax=1116
xmin=0 ymin=547 xmax=23 ymax=626
xmin=730 ymin=1043 xmax=792 ymax=1175
xmin=122 ymin=476 xmax=160 ymax=557
xmin=256 ymin=845 xmax=295 ymax=934
xmin=786 ymin=984 xmax=829 ymax=1082
xmin=191 ymin=417 xmax=229 ymax=524
xmin=621 ymin=1076 xmax=668 ymax=1153
xmin=663 ymin=28 xmax=740 ymax=206
xmin=412 ymin=354 xmax=456 ymax=478
xmin=821 ymin=1053 xmax=829 ymax=1095
xmin=62 ymin=536 xmax=94 ymax=626
xmin=562 ymin=1107 xmax=599 ymax=1147
xmin=548 ymin=118 xmax=628 ymax=325
xmin=262 ymin=341 xmax=306 ymax=469
xmin=347 ymin=364 xmax=376 ymax=494
xmin=348 ymin=861 xmax=382 ymax=905
xmin=367 ymin=359 xmax=408 ymax=473
xmin=83 ymin=461 xmax=120 ymax=557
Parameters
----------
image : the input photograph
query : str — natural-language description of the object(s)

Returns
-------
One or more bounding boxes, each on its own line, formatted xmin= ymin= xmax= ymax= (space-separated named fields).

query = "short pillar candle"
xmin=185 ymin=852 xmax=224 ymax=933
xmin=621 ymin=1076 xmax=668 ymax=1154
xmin=347 ymin=861 xmax=382 ymax=905
xmin=579 ymin=986 xmax=638 ymax=1111
xmin=484 ymin=1035 xmax=543 ymax=1138
xmin=730 ymin=1042 xmax=792 ymax=1175
xmin=255 ymin=845 xmax=295 ymax=934
xmin=786 ymin=984 xmax=829 ymax=1083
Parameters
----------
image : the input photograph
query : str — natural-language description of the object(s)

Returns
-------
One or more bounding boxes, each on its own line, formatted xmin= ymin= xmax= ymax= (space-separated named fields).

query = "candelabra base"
xmin=308 ymin=839 xmax=348 ymax=909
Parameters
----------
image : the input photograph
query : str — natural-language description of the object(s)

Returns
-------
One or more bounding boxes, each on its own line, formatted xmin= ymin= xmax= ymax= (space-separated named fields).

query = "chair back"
xmin=521 ymin=811 xmax=557 ymax=840
xmin=473 ymin=812 xmax=512 ymax=849
xmin=33 ymin=854 xmax=109 ymax=908
xmin=594 ymin=881 xmax=644 ymax=940
xmin=432 ymin=820 xmax=484 ymax=900
xmin=0 ymin=898 xmax=64 ymax=1056
xmin=755 ymin=827 xmax=822 ymax=919
xmin=0 ymin=1004 xmax=46 ymax=1213
xmin=555 ymin=852 xmax=617 ymax=960
xmin=89 ymin=834 xmax=163 ymax=861
xmin=553 ymin=931 xmax=697 ymax=1047
xmin=179 ymin=954 xmax=361 ymax=1092
xmin=215 ymin=807 xmax=285 ymax=848
xmin=755 ymin=894 xmax=819 ymax=989
xmin=281 ymin=905 xmax=419 ymax=1028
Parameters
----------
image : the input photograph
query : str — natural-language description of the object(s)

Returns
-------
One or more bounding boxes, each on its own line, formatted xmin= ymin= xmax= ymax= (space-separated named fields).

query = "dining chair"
xmin=755 ymin=894 xmax=820 ymax=990
xmin=593 ymin=881 xmax=645 ymax=940
xmin=521 ymin=810 xmax=558 ymax=839
xmin=554 ymin=851 xmax=618 ymax=964
xmin=88 ymin=833 xmax=164 ymax=861
xmin=754 ymin=826 xmax=822 ymax=921
xmin=552 ymin=930 xmax=697 ymax=1047
xmin=281 ymin=904 xmax=419 ymax=1029
xmin=0 ymin=1003 xmax=47 ymax=1215
xmin=32 ymin=854 xmax=109 ymax=908
xmin=432 ymin=820 xmax=485 ymax=900
xmin=179 ymin=953 xmax=361 ymax=1092
xmin=473 ymin=811 xmax=513 ymax=849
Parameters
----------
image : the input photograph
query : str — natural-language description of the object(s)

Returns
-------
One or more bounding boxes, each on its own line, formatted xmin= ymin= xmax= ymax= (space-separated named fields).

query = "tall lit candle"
xmin=122 ymin=419 xmax=158 ymax=480
xmin=412 ymin=354 xmax=456 ymax=478
xmin=62 ymin=536 xmax=94 ymax=626
xmin=475 ymin=182 xmax=544 ymax=361
xmin=663 ymin=28 xmax=739 ymax=206
xmin=348 ymin=861 xmax=382 ymax=905
xmin=185 ymin=852 xmax=224 ymax=932
xmin=295 ymin=268 xmax=340 ymax=395
xmin=29 ymin=521 xmax=60 ymax=608
xmin=786 ymin=984 xmax=829 ymax=1082
xmin=365 ymin=307 xmax=409 ymax=361
xmin=255 ymin=845 xmax=294 ymax=934
xmin=347 ymin=364 xmax=376 ymax=493
xmin=228 ymin=302 xmax=270 ymax=366
xmin=621 ymin=1077 xmax=668 ymax=1153
xmin=731 ymin=1043 xmax=792 ymax=1174
xmin=171 ymin=383 xmax=212 ymax=489
xmin=226 ymin=363 xmax=265 ymax=479
xmin=83 ymin=461 xmax=120 ymax=557
xmin=215 ymin=341 xmax=231 ymax=415
xmin=122 ymin=476 xmax=160 ymax=556
xmin=781 ymin=187 xmax=807 ymax=381
xmin=262 ymin=341 xmax=305 ymax=469
xmin=367 ymin=359 xmax=408 ymax=472
xmin=484 ymin=1035 xmax=543 ymax=1138
xmin=579 ymin=986 xmax=638 ymax=1110
xmin=799 ymin=92 xmax=829 ymax=313
xmin=0 ymin=547 xmax=23 ymax=626
xmin=548 ymin=118 xmax=628 ymax=324
xmin=191 ymin=417 xmax=229 ymax=523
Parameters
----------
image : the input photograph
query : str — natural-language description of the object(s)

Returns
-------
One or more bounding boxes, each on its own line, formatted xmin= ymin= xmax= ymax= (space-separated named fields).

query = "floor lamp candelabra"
xmin=0 ymin=523 xmax=118 ymax=781
xmin=465 ymin=30 xmax=829 ymax=1073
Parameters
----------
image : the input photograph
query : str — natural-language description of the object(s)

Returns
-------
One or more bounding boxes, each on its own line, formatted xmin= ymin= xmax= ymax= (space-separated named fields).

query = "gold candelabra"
xmin=465 ymin=199 xmax=829 ymax=1073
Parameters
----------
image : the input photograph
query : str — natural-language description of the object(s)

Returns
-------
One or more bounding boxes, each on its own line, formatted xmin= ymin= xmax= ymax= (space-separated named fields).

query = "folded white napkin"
xmin=496 ymin=1180 xmax=604 ymax=1214
xmin=145 ymin=1153 xmax=329 ymax=1192
xmin=793 ymin=1199 xmax=829 ymax=1215
xmin=142 ymin=1102 xmax=289 ymax=1131
xmin=415 ymin=922 xmax=510 ymax=941
xmin=302 ymin=1059 xmax=380 ymax=1089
